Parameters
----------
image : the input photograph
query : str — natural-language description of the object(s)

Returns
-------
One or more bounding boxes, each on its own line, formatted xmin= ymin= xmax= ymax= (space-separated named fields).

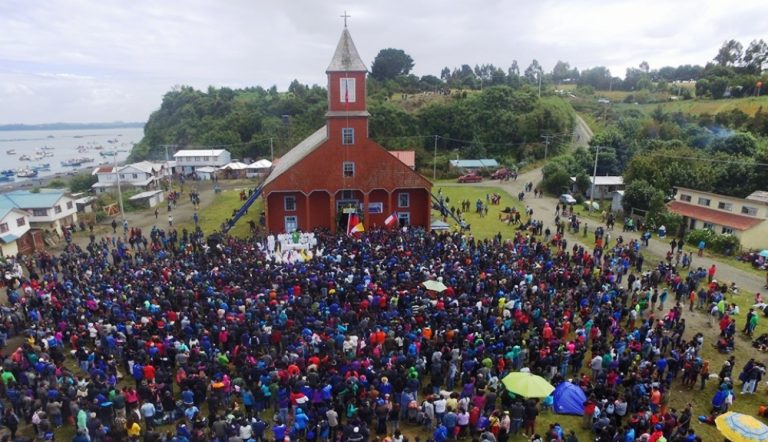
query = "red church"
xmin=261 ymin=27 xmax=433 ymax=234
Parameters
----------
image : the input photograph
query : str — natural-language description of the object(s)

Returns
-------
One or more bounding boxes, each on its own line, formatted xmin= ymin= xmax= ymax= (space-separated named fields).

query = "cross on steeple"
xmin=340 ymin=10 xmax=350 ymax=27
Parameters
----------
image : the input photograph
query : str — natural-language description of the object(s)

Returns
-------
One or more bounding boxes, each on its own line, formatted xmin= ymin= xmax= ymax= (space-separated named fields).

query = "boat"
xmin=33 ymin=154 xmax=44 ymax=161
xmin=16 ymin=168 xmax=38 ymax=178
xmin=93 ymin=145 xmax=103 ymax=150
xmin=32 ymin=163 xmax=50 ymax=171
xmin=19 ymin=154 xmax=31 ymax=161
xmin=79 ymin=157 xmax=95 ymax=164
xmin=61 ymin=159 xmax=83 ymax=167
xmin=100 ymin=151 xmax=117 ymax=157
xmin=0 ymin=170 xmax=15 ymax=177
xmin=40 ymin=146 xmax=55 ymax=151
xmin=6 ymin=149 xmax=15 ymax=155
xmin=0 ymin=176 xmax=13 ymax=183
xmin=46 ymin=135 xmax=54 ymax=139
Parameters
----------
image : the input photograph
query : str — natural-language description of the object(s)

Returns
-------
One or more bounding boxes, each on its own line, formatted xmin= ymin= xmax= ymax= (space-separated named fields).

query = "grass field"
xmin=626 ymin=95 xmax=768 ymax=116
xmin=173 ymin=188 xmax=263 ymax=238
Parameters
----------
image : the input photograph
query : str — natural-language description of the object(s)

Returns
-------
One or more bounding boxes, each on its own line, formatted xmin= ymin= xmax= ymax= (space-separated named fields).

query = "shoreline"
xmin=0 ymin=165 xmax=95 ymax=193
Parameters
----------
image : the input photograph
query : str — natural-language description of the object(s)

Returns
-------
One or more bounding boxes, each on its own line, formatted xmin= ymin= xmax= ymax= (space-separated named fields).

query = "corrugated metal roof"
xmin=1 ymin=190 xmax=67 ymax=209
xmin=570 ymin=176 xmax=624 ymax=186
xmin=449 ymin=159 xmax=499 ymax=168
xmin=746 ymin=191 xmax=768 ymax=204
xmin=263 ymin=126 xmax=328 ymax=187
xmin=129 ymin=190 xmax=164 ymax=200
xmin=173 ymin=149 xmax=227 ymax=157
xmin=0 ymin=234 xmax=19 ymax=244
xmin=326 ymin=28 xmax=367 ymax=72
xmin=667 ymin=200 xmax=763 ymax=231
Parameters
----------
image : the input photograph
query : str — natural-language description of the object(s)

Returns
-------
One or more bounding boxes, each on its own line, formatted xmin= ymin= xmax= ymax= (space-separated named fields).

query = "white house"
xmin=92 ymin=161 xmax=169 ymax=193
xmin=0 ymin=190 xmax=78 ymax=236
xmin=0 ymin=205 xmax=32 ymax=256
xmin=173 ymin=149 xmax=231 ymax=175
xmin=570 ymin=176 xmax=625 ymax=200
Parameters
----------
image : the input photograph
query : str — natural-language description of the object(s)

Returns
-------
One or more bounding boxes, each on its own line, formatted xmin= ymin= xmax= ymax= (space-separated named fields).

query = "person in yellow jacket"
xmin=127 ymin=420 xmax=142 ymax=440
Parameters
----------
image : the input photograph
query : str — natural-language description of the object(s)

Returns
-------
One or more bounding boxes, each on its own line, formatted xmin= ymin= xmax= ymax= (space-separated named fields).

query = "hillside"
xmin=130 ymin=83 xmax=575 ymax=173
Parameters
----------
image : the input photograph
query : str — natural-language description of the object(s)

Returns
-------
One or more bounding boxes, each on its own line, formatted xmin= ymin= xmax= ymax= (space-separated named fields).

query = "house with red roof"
xmin=668 ymin=187 xmax=768 ymax=248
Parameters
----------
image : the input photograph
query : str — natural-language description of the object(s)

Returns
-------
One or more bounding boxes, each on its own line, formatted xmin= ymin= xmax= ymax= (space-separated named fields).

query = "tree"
xmin=370 ymin=48 xmax=415 ymax=81
xmin=69 ymin=173 xmax=98 ymax=193
xmin=639 ymin=61 xmax=650 ymax=73
xmin=709 ymin=132 xmax=758 ymax=156
xmin=622 ymin=179 xmax=663 ymax=214
xmin=551 ymin=61 xmax=571 ymax=84
xmin=743 ymin=39 xmax=768 ymax=74
xmin=714 ymin=39 xmax=743 ymax=67
xmin=508 ymin=60 xmax=520 ymax=77
xmin=524 ymin=60 xmax=542 ymax=83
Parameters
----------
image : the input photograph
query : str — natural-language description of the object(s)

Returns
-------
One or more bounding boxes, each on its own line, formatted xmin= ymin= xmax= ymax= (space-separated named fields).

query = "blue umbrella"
xmin=758 ymin=250 xmax=768 ymax=258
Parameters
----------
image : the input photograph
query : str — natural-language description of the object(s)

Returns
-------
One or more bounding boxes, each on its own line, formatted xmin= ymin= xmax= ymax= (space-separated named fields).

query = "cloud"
xmin=0 ymin=0 xmax=766 ymax=123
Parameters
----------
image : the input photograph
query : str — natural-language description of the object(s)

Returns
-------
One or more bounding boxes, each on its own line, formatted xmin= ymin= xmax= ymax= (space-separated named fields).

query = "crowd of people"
xmin=0 ymin=210 xmax=755 ymax=442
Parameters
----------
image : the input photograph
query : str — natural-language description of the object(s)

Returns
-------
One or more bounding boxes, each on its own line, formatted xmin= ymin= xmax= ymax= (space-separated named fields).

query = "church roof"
xmin=326 ymin=28 xmax=367 ymax=72
xmin=263 ymin=126 xmax=328 ymax=187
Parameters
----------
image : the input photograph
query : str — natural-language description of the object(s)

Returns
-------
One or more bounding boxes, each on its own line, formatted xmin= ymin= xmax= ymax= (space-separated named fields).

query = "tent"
xmin=552 ymin=382 xmax=586 ymax=415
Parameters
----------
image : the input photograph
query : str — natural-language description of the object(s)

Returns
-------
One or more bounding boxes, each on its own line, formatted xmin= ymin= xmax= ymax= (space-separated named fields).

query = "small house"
xmin=129 ymin=190 xmax=165 ymax=209
xmin=195 ymin=166 xmax=217 ymax=181
xmin=245 ymin=159 xmax=272 ymax=178
xmin=570 ymin=176 xmax=625 ymax=200
xmin=173 ymin=149 xmax=231 ymax=175
xmin=0 ymin=189 xmax=78 ymax=236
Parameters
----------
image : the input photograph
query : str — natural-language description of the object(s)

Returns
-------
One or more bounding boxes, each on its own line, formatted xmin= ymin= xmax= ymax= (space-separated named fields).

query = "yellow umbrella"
xmin=501 ymin=371 xmax=555 ymax=398
xmin=716 ymin=412 xmax=768 ymax=442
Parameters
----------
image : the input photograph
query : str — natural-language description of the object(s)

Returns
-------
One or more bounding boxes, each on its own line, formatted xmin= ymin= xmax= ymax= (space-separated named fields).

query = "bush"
xmin=48 ymin=179 xmax=67 ymax=189
xmin=685 ymin=229 xmax=741 ymax=255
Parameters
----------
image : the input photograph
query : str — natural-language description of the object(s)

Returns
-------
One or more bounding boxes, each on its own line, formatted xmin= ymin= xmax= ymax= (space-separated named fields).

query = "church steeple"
xmin=326 ymin=28 xmax=367 ymax=73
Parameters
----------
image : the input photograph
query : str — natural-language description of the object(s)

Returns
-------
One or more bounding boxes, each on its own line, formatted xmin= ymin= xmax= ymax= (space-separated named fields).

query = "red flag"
xmin=384 ymin=212 xmax=397 ymax=229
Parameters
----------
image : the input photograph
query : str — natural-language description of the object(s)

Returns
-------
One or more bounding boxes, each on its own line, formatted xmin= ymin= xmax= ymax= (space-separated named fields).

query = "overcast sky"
xmin=2 ymin=0 xmax=766 ymax=125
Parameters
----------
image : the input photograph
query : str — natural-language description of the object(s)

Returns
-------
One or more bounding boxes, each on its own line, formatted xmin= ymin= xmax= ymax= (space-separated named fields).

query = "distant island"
xmin=0 ymin=122 xmax=144 ymax=131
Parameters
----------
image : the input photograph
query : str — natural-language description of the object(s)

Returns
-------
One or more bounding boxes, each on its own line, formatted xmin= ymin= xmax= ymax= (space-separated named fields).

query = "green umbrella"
xmin=422 ymin=280 xmax=448 ymax=292
xmin=502 ymin=372 xmax=555 ymax=398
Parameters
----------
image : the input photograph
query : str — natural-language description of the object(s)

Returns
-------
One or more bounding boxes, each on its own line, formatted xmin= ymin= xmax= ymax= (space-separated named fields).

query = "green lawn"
xmin=174 ymin=188 xmax=263 ymax=238
xmin=432 ymin=183 xmax=525 ymax=240
xmin=628 ymin=95 xmax=768 ymax=116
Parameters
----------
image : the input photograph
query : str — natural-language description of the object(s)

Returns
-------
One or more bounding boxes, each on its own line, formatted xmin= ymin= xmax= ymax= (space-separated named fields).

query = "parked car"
xmin=559 ymin=193 xmax=577 ymax=205
xmin=491 ymin=167 xmax=511 ymax=180
xmin=457 ymin=173 xmax=483 ymax=183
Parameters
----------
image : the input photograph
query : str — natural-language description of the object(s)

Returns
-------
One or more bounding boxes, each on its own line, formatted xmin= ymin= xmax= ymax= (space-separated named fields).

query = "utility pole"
xmin=589 ymin=145 xmax=601 ymax=213
xmin=538 ymin=71 xmax=543 ymax=98
xmin=433 ymin=135 xmax=438 ymax=180
xmin=114 ymin=147 xmax=125 ymax=221
xmin=270 ymin=137 xmax=274 ymax=162
xmin=541 ymin=134 xmax=552 ymax=160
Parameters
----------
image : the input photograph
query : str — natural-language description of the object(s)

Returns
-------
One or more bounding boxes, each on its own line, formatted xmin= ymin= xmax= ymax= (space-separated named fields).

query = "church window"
xmin=342 ymin=128 xmax=355 ymax=145
xmin=284 ymin=196 xmax=296 ymax=212
xmin=340 ymin=78 xmax=356 ymax=103
xmin=398 ymin=193 xmax=410 ymax=208
xmin=343 ymin=162 xmax=355 ymax=177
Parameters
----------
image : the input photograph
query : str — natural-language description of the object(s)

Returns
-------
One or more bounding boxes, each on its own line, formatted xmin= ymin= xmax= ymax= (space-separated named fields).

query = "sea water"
xmin=0 ymin=127 xmax=144 ymax=183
